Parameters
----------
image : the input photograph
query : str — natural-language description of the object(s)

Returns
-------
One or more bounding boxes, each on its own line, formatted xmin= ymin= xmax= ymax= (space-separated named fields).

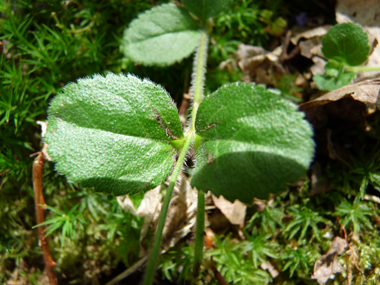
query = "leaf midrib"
xmin=128 ymin=30 xmax=199 ymax=45
xmin=54 ymin=117 xmax=177 ymax=145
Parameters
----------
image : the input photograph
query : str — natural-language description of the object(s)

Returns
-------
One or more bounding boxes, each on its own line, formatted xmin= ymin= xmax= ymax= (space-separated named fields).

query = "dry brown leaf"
xmin=117 ymin=186 xmax=162 ymax=255
xmin=311 ymin=236 xmax=348 ymax=285
xmin=289 ymin=27 xmax=329 ymax=78
xmin=336 ymin=0 xmax=380 ymax=27
xmin=301 ymin=78 xmax=380 ymax=109
xmin=290 ymin=26 xmax=328 ymax=46
xmin=299 ymin=37 xmax=323 ymax=59
xmin=236 ymin=44 xmax=285 ymax=85
xmin=117 ymin=174 xmax=199 ymax=254
xmin=162 ymin=175 xmax=198 ymax=249
xmin=300 ymin=79 xmax=380 ymax=127
xmin=212 ymin=194 xmax=246 ymax=225
xmin=310 ymin=56 xmax=327 ymax=76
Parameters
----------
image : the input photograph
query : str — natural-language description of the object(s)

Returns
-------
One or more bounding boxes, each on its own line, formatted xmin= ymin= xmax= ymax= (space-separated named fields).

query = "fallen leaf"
xmin=117 ymin=186 xmax=162 ymax=251
xmin=336 ymin=0 xmax=380 ymax=27
xmin=289 ymin=27 xmax=329 ymax=79
xmin=117 ymin=174 xmax=199 ymax=254
xmin=212 ymin=194 xmax=247 ymax=225
xmin=290 ymin=26 xmax=328 ymax=46
xmin=299 ymin=37 xmax=323 ymax=59
xmin=310 ymin=56 xmax=327 ymax=76
xmin=300 ymin=78 xmax=380 ymax=127
xmin=236 ymin=44 xmax=285 ymax=86
xmin=311 ymin=236 xmax=348 ymax=285
xmin=302 ymin=78 xmax=380 ymax=108
xmin=162 ymin=175 xmax=198 ymax=249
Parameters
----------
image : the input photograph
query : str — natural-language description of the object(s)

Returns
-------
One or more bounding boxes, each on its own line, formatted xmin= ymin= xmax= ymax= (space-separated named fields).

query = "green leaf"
xmin=182 ymin=0 xmax=232 ymax=20
xmin=324 ymin=61 xmax=343 ymax=77
xmin=321 ymin=22 xmax=370 ymax=66
xmin=313 ymin=72 xmax=356 ymax=91
xmin=121 ymin=4 xmax=200 ymax=66
xmin=45 ymin=73 xmax=184 ymax=196
xmin=191 ymin=83 xmax=314 ymax=203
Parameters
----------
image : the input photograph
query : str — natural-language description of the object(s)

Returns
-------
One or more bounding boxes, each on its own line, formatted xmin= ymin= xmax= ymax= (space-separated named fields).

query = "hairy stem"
xmin=143 ymin=133 xmax=194 ymax=285
xmin=193 ymin=190 xmax=205 ymax=278
xmin=144 ymin=26 xmax=210 ymax=285
xmin=190 ymin=30 xmax=208 ymax=132
xmin=188 ymin=27 xmax=209 ymax=281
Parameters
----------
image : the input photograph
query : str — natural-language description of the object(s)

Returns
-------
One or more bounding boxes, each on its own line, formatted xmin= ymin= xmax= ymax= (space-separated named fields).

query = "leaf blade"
xmin=121 ymin=4 xmax=200 ymax=66
xmin=45 ymin=73 xmax=184 ymax=196
xmin=321 ymin=23 xmax=370 ymax=66
xmin=192 ymin=83 xmax=314 ymax=203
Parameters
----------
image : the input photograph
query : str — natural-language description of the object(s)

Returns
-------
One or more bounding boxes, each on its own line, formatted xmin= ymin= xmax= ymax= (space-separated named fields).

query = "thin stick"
xmin=337 ymin=217 xmax=363 ymax=275
xmin=106 ymin=256 xmax=148 ymax=285
xmin=211 ymin=257 xmax=229 ymax=285
xmin=32 ymin=152 xmax=57 ymax=285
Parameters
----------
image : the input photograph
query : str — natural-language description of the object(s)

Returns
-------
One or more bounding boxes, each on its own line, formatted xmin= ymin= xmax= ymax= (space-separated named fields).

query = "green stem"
xmin=345 ymin=65 xmax=380 ymax=73
xmin=188 ymin=27 xmax=209 ymax=283
xmin=190 ymin=30 xmax=208 ymax=132
xmin=144 ymin=26 xmax=209 ymax=285
xmin=143 ymin=133 xmax=194 ymax=285
xmin=193 ymin=190 xmax=205 ymax=279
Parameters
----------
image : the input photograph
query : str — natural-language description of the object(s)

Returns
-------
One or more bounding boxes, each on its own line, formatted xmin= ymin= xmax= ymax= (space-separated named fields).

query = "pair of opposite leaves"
xmin=45 ymin=73 xmax=314 ymax=203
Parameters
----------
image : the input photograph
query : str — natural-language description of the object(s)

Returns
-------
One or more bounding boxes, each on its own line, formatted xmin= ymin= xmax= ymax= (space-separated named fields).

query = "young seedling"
xmin=44 ymin=1 xmax=314 ymax=284
xmin=314 ymin=22 xmax=380 ymax=91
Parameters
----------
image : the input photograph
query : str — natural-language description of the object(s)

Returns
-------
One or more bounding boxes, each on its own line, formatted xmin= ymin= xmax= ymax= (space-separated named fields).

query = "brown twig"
xmin=279 ymin=30 xmax=300 ymax=62
xmin=211 ymin=257 xmax=229 ymax=285
xmin=105 ymin=256 xmax=148 ymax=285
xmin=31 ymin=152 xmax=57 ymax=285
xmin=337 ymin=217 xmax=363 ymax=276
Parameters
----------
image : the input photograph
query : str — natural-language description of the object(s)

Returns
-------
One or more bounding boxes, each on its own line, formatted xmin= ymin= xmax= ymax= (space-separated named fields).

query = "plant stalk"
xmin=143 ymin=133 xmax=194 ymax=285
xmin=345 ymin=65 xmax=380 ymax=73
xmin=193 ymin=190 xmax=205 ymax=278
xmin=188 ymin=27 xmax=209 ymax=282
xmin=190 ymin=30 xmax=208 ymax=132
xmin=144 ymin=27 xmax=209 ymax=285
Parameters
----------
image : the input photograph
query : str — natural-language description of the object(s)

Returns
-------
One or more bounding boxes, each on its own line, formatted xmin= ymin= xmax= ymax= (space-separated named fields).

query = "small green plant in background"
xmin=43 ymin=0 xmax=314 ymax=284
xmin=314 ymin=22 xmax=380 ymax=91
xmin=33 ymin=203 xmax=86 ymax=247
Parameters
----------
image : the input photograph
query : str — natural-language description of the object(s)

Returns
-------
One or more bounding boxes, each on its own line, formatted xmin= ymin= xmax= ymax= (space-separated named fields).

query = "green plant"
xmin=246 ymin=202 xmax=284 ymax=234
xmin=333 ymin=197 xmax=375 ymax=233
xmin=207 ymin=234 xmax=272 ymax=284
xmin=42 ymin=1 xmax=315 ymax=284
xmin=284 ymin=200 xmax=330 ymax=241
xmin=282 ymin=244 xmax=320 ymax=278
xmin=33 ymin=203 xmax=86 ymax=247
xmin=314 ymin=22 xmax=380 ymax=91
